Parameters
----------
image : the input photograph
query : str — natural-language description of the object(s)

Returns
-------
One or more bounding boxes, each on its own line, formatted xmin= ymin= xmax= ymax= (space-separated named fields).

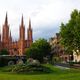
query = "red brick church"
xmin=0 ymin=13 xmax=33 ymax=56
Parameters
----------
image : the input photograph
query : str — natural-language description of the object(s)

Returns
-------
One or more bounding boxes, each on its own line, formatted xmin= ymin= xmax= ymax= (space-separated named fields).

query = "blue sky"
xmin=0 ymin=0 xmax=80 ymax=40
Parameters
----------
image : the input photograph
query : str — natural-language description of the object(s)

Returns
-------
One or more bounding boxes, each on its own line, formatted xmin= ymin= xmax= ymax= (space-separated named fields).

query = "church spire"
xmin=27 ymin=18 xmax=33 ymax=47
xmin=21 ymin=14 xmax=24 ymax=27
xmin=5 ymin=12 xmax=8 ymax=25
xmin=29 ymin=18 xmax=31 ymax=29
xmin=2 ymin=12 xmax=9 ymax=43
xmin=19 ymin=14 xmax=25 ymax=41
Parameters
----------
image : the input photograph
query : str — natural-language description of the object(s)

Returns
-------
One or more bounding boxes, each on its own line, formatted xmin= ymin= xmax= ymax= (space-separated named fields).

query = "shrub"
xmin=0 ymin=49 xmax=9 ymax=55
xmin=2 ymin=65 xmax=15 ymax=72
xmin=3 ymin=63 xmax=52 ymax=74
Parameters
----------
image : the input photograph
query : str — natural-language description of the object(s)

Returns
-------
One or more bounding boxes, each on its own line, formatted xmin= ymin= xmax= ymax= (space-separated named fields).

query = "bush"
xmin=3 ymin=63 xmax=52 ymax=74
xmin=2 ymin=65 xmax=16 ymax=72
xmin=0 ymin=49 xmax=9 ymax=55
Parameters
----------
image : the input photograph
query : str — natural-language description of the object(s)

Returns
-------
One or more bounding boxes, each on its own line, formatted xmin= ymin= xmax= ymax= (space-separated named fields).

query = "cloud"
xmin=31 ymin=0 xmax=80 ymax=40
xmin=0 ymin=0 xmax=80 ymax=40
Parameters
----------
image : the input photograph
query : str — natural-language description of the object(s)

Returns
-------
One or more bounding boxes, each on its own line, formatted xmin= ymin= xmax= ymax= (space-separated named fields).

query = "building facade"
xmin=49 ymin=33 xmax=70 ymax=62
xmin=49 ymin=33 xmax=64 ymax=56
xmin=0 ymin=13 xmax=33 ymax=56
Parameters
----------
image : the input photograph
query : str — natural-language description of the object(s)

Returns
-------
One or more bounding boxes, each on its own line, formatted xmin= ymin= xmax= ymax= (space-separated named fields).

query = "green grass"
xmin=0 ymin=64 xmax=80 ymax=80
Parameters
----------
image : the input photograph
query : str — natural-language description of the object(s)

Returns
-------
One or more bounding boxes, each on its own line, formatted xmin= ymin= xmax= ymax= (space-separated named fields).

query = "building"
xmin=73 ymin=50 xmax=80 ymax=62
xmin=49 ymin=33 xmax=70 ymax=62
xmin=0 ymin=13 xmax=33 ymax=56
xmin=49 ymin=33 xmax=64 ymax=56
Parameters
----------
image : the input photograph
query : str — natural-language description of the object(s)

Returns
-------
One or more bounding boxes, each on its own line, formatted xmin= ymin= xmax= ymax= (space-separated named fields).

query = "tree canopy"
xmin=60 ymin=9 xmax=80 ymax=54
xmin=25 ymin=38 xmax=51 ymax=62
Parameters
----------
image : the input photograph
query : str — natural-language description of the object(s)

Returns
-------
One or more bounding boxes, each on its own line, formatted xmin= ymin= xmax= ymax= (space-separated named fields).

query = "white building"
xmin=73 ymin=50 xmax=80 ymax=62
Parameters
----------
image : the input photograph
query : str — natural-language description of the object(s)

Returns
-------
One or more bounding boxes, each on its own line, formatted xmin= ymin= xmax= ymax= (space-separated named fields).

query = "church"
xmin=0 ymin=13 xmax=33 ymax=56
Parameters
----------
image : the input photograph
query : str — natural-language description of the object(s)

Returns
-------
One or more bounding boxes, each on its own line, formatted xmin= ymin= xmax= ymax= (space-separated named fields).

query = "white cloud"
xmin=0 ymin=0 xmax=80 ymax=40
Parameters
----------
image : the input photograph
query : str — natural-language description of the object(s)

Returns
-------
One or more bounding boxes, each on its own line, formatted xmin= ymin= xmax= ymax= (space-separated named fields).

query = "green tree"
xmin=25 ymin=38 xmax=51 ymax=62
xmin=60 ymin=9 xmax=80 ymax=54
xmin=0 ymin=49 xmax=9 ymax=55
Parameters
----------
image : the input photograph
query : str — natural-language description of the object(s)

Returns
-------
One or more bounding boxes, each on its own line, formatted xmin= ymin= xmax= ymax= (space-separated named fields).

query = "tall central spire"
xmin=5 ymin=12 xmax=8 ymax=25
xmin=20 ymin=14 xmax=25 ymax=41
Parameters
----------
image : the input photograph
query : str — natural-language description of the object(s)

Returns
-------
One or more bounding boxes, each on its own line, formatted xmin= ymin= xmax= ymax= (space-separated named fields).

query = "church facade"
xmin=0 ymin=13 xmax=33 ymax=56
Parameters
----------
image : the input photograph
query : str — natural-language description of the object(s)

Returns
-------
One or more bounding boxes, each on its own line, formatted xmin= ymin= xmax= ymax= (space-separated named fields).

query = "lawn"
xmin=0 ymin=64 xmax=80 ymax=80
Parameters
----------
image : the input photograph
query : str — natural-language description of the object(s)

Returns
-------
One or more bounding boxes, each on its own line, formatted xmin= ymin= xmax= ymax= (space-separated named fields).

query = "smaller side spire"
xmin=29 ymin=18 xmax=31 ymax=29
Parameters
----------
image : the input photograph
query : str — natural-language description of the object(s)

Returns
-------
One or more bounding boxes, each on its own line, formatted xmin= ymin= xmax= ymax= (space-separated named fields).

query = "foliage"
xmin=1 ymin=64 xmax=80 ymax=80
xmin=60 ymin=9 xmax=80 ymax=54
xmin=0 ymin=49 xmax=9 ymax=55
xmin=2 ymin=63 xmax=52 ymax=74
xmin=25 ymin=38 xmax=51 ymax=62
xmin=2 ymin=65 xmax=16 ymax=72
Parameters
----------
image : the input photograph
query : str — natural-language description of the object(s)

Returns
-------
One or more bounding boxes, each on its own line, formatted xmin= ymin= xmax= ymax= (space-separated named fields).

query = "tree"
xmin=60 ymin=9 xmax=80 ymax=54
xmin=0 ymin=49 xmax=9 ymax=55
xmin=25 ymin=38 xmax=51 ymax=62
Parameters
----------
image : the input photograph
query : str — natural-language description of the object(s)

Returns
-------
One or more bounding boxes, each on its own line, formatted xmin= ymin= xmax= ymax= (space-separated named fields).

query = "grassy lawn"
xmin=0 ymin=64 xmax=80 ymax=80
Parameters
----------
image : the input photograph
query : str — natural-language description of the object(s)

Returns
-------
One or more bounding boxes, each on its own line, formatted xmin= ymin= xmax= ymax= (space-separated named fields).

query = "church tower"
xmin=2 ymin=13 xmax=9 ymax=45
xmin=0 ymin=13 xmax=33 ymax=55
xmin=20 ymin=15 xmax=25 ymax=41
xmin=27 ymin=19 xmax=33 ymax=47
xmin=19 ymin=15 xmax=25 ymax=55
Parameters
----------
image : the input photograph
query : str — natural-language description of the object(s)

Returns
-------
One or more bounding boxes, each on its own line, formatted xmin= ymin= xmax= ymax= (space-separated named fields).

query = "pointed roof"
xmin=5 ymin=12 xmax=8 ymax=25
xmin=21 ymin=14 xmax=24 ymax=27
xmin=29 ymin=18 xmax=31 ymax=29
